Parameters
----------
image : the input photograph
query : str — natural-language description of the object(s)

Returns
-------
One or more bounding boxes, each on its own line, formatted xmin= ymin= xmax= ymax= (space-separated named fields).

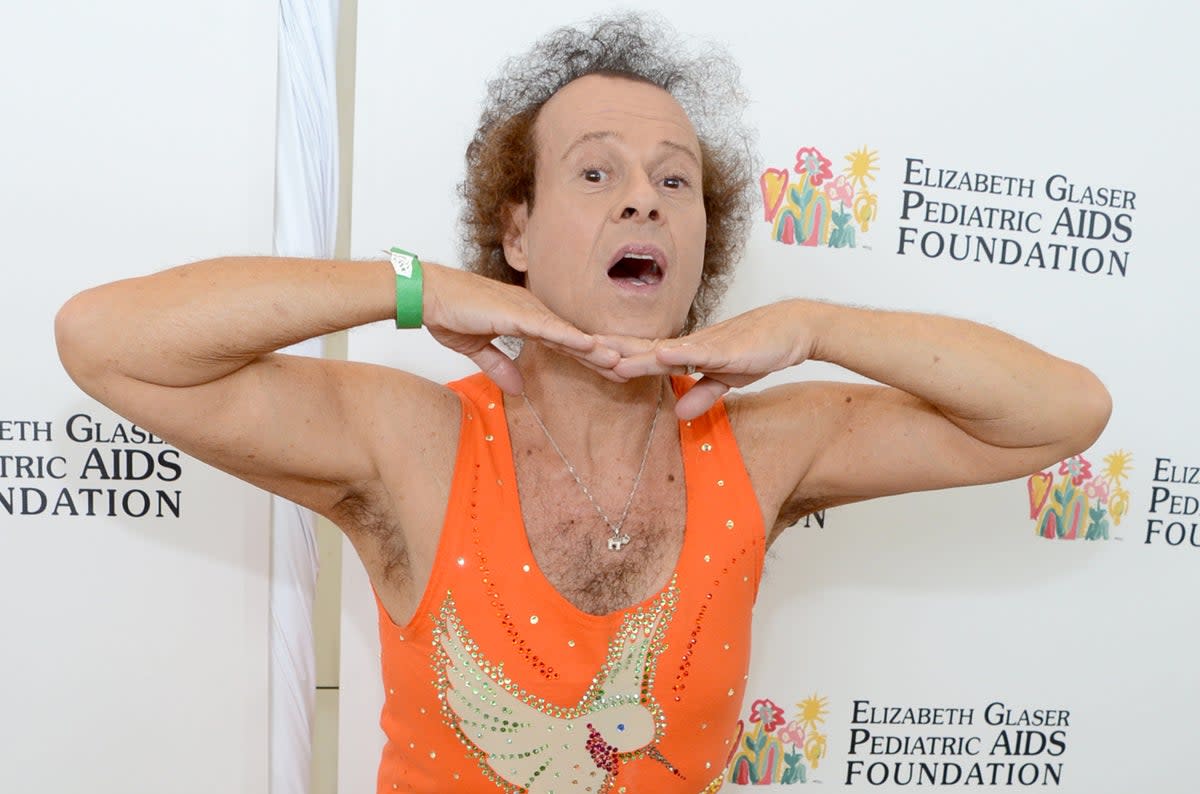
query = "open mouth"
xmin=607 ymin=251 xmax=664 ymax=287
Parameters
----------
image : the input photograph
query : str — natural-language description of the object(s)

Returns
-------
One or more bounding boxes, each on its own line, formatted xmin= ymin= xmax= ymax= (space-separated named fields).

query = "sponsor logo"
xmin=759 ymin=146 xmax=879 ymax=249
xmin=1146 ymin=456 xmax=1200 ymax=547
xmin=1026 ymin=450 xmax=1132 ymax=540
xmin=846 ymin=699 xmax=1069 ymax=786
xmin=727 ymin=694 xmax=829 ymax=785
xmin=897 ymin=158 xmax=1137 ymax=276
xmin=0 ymin=414 xmax=185 ymax=520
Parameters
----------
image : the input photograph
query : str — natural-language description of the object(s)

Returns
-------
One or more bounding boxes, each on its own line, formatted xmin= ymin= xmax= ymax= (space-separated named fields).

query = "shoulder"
xmin=724 ymin=380 xmax=881 ymax=529
xmin=327 ymin=359 xmax=464 ymax=450
xmin=320 ymin=360 xmax=466 ymax=519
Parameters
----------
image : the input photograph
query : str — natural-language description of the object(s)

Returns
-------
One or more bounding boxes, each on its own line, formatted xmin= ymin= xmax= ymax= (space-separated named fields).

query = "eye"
xmin=582 ymin=167 xmax=607 ymax=183
xmin=662 ymin=174 xmax=688 ymax=189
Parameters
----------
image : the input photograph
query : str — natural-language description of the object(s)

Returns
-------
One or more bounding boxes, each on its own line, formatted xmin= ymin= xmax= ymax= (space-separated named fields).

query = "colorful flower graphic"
xmin=1109 ymin=487 xmax=1131 ymax=525
xmin=794 ymin=147 xmax=833 ymax=185
xmin=728 ymin=693 xmax=828 ymax=786
xmin=1027 ymin=450 xmax=1132 ymax=540
xmin=777 ymin=720 xmax=806 ymax=748
xmin=1058 ymin=455 xmax=1093 ymax=486
xmin=852 ymin=190 xmax=878 ymax=233
xmin=761 ymin=144 xmax=878 ymax=249
xmin=749 ymin=698 xmax=785 ymax=732
xmin=823 ymin=174 xmax=854 ymax=205
xmin=1084 ymin=477 xmax=1110 ymax=502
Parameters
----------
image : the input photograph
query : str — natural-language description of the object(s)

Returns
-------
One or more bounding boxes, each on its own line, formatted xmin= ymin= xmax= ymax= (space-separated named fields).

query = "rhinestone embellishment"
xmin=433 ymin=583 xmax=680 ymax=791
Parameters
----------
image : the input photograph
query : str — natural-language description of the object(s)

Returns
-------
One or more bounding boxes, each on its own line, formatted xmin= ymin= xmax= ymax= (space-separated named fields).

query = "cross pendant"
xmin=607 ymin=533 xmax=631 ymax=551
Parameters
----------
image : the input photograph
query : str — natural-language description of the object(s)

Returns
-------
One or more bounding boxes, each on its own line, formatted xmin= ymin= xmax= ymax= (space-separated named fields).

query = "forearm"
xmin=56 ymin=256 xmax=397 ymax=388
xmin=807 ymin=301 xmax=1111 ymax=451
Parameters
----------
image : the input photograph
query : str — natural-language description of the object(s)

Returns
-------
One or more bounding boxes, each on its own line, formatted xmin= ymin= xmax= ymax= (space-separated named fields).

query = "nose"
xmin=621 ymin=206 xmax=659 ymax=221
xmin=614 ymin=171 xmax=661 ymax=223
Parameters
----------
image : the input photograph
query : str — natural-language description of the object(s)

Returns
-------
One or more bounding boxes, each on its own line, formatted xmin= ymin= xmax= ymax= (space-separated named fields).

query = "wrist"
xmin=387 ymin=247 xmax=423 ymax=328
xmin=785 ymin=298 xmax=841 ymax=364
xmin=417 ymin=260 xmax=450 ymax=329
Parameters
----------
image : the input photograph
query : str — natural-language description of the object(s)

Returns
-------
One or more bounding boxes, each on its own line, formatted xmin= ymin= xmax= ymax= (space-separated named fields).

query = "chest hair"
xmin=515 ymin=442 xmax=686 ymax=616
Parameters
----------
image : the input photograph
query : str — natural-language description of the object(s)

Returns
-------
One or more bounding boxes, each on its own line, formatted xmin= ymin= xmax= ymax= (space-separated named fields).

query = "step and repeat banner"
xmin=342 ymin=2 xmax=1196 ymax=792
xmin=0 ymin=3 xmax=276 ymax=792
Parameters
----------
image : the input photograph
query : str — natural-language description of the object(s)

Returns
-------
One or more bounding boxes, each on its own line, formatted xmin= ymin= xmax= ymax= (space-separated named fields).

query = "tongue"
xmin=608 ymin=256 xmax=661 ymax=284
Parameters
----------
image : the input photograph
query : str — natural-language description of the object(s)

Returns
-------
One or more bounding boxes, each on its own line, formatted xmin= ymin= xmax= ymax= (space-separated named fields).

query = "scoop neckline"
xmin=489 ymin=376 xmax=696 ymax=627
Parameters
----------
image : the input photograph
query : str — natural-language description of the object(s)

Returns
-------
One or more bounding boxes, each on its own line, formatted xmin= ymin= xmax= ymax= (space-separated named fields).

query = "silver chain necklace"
xmin=521 ymin=384 xmax=663 ymax=551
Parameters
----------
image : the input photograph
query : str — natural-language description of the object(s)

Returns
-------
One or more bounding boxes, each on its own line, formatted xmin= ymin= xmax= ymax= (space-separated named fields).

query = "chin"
xmin=594 ymin=315 xmax=684 ymax=340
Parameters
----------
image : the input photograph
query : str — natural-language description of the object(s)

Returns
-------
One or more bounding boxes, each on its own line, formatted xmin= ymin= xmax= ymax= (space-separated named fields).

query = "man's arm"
xmin=612 ymin=300 xmax=1111 ymax=532
xmin=55 ymin=256 xmax=617 ymax=525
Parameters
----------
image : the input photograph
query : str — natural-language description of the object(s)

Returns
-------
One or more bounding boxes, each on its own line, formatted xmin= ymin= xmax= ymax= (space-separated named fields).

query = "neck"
xmin=519 ymin=339 xmax=668 ymax=405
xmin=511 ymin=341 xmax=672 ymax=462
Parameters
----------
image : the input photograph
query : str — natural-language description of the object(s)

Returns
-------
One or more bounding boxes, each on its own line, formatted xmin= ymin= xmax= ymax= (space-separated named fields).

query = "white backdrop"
xmin=0 ymin=3 xmax=276 ymax=791
xmin=342 ymin=2 xmax=1198 ymax=792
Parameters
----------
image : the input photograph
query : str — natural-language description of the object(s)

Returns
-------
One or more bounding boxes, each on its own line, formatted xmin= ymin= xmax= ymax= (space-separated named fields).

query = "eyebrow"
xmin=560 ymin=130 xmax=701 ymax=169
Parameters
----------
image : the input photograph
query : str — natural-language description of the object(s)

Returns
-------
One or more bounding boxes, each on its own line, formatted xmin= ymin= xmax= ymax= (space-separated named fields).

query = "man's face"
xmin=503 ymin=74 xmax=707 ymax=339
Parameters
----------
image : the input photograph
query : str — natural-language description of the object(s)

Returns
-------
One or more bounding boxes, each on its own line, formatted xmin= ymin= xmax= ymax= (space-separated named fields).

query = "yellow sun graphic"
xmin=1102 ymin=450 xmax=1133 ymax=484
xmin=797 ymin=694 xmax=829 ymax=730
xmin=843 ymin=146 xmax=879 ymax=190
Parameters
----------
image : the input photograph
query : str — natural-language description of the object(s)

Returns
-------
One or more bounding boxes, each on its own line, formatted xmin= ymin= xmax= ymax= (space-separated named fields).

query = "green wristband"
xmin=387 ymin=247 xmax=423 ymax=328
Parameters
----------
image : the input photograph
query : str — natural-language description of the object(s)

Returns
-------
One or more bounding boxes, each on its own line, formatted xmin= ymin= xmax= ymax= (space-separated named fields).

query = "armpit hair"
xmin=331 ymin=486 xmax=410 ymax=584
xmin=776 ymin=496 xmax=829 ymax=530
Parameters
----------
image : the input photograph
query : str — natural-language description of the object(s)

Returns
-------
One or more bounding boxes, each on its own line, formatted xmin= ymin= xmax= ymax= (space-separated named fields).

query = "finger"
xmin=591 ymin=366 xmax=631 ymax=383
xmin=513 ymin=337 xmax=629 ymax=383
xmin=675 ymin=376 xmax=731 ymax=420
xmin=468 ymin=344 xmax=525 ymax=395
xmin=511 ymin=309 xmax=599 ymax=355
xmin=655 ymin=339 xmax=732 ymax=371
xmin=593 ymin=334 xmax=659 ymax=357
xmin=540 ymin=337 xmax=621 ymax=370
xmin=702 ymin=372 xmax=761 ymax=389
xmin=560 ymin=350 xmax=632 ymax=383
xmin=612 ymin=351 xmax=688 ymax=380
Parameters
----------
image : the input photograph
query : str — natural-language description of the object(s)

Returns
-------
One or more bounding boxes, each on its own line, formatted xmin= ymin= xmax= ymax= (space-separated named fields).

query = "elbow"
xmin=1065 ymin=367 xmax=1112 ymax=457
xmin=55 ymin=289 xmax=106 ymax=389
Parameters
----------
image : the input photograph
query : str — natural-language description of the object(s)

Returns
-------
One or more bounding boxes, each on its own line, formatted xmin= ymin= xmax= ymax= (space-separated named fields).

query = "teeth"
xmin=624 ymin=253 xmax=655 ymax=260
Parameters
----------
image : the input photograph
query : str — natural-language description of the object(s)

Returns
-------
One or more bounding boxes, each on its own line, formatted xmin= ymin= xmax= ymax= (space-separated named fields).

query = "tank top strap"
xmin=670 ymin=375 xmax=767 ymax=596
xmin=374 ymin=374 xmax=503 ymax=638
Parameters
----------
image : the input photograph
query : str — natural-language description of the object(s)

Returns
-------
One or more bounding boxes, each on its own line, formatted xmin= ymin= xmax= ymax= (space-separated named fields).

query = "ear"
xmin=502 ymin=201 xmax=530 ymax=274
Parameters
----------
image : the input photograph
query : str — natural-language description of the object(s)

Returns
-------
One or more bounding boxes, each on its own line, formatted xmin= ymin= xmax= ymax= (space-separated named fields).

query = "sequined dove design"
xmin=433 ymin=585 xmax=681 ymax=793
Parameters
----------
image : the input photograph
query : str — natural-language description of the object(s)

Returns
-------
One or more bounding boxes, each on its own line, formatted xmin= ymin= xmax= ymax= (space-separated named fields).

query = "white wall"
xmin=0 ymin=3 xmax=277 ymax=791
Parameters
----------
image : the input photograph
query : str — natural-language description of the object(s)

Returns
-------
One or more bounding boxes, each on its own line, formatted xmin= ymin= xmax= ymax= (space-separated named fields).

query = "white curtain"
xmin=271 ymin=0 xmax=340 ymax=791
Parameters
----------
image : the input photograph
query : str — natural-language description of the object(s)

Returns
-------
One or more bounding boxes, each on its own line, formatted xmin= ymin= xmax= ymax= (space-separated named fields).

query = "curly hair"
xmin=457 ymin=13 xmax=755 ymax=333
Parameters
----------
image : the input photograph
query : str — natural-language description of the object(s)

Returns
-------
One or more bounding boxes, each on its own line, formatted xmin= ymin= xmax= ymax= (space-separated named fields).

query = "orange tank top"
xmin=375 ymin=374 xmax=766 ymax=793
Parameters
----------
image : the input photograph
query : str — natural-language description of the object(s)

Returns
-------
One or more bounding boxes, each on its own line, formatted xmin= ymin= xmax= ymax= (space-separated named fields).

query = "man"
xmin=56 ymin=15 xmax=1109 ymax=794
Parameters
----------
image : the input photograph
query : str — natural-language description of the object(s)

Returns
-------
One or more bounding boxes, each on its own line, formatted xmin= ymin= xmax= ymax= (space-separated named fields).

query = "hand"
xmin=606 ymin=301 xmax=817 ymax=419
xmin=422 ymin=264 xmax=621 ymax=394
